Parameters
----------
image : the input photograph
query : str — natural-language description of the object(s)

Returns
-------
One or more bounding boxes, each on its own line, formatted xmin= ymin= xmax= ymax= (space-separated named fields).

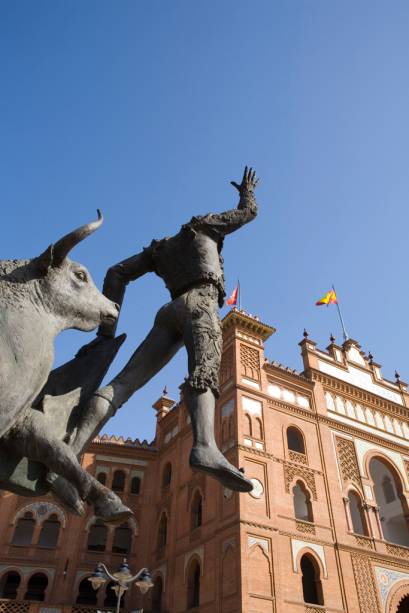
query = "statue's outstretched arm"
xmin=98 ymin=251 xmax=153 ymax=337
xmin=197 ymin=166 xmax=259 ymax=236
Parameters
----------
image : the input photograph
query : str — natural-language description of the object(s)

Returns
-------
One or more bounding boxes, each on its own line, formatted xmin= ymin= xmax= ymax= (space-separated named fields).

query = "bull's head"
xmin=33 ymin=210 xmax=119 ymax=332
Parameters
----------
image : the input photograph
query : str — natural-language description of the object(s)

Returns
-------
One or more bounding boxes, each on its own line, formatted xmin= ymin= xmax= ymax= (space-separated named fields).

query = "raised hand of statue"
xmin=230 ymin=166 xmax=259 ymax=194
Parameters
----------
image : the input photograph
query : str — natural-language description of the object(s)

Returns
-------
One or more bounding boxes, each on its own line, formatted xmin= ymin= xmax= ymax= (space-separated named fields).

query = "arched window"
xmin=287 ymin=427 xmax=305 ymax=454
xmin=157 ymin=514 xmax=167 ymax=551
xmin=191 ymin=492 xmax=203 ymax=530
xmin=38 ymin=514 xmax=60 ymax=548
xmin=104 ymin=582 xmax=125 ymax=609
xmin=24 ymin=573 xmax=48 ymax=601
xmin=348 ymin=491 xmax=368 ymax=535
xmin=97 ymin=472 xmax=107 ymax=485
xmin=87 ymin=520 xmax=108 ymax=552
xmin=131 ymin=476 xmax=141 ymax=494
xmin=382 ymin=475 xmax=396 ymax=503
xmin=12 ymin=512 xmax=35 ymax=546
xmin=244 ymin=414 xmax=252 ymax=437
xmin=112 ymin=523 xmax=132 ymax=554
xmin=112 ymin=470 xmax=125 ymax=492
xmin=370 ymin=457 xmax=409 ymax=546
xmin=187 ymin=559 xmax=200 ymax=609
xmin=162 ymin=463 xmax=172 ymax=489
xmin=0 ymin=571 xmax=21 ymax=599
xmin=76 ymin=578 xmax=97 ymax=605
xmin=152 ymin=575 xmax=163 ymax=612
xmin=253 ymin=417 xmax=263 ymax=440
xmin=293 ymin=481 xmax=313 ymax=522
xmin=300 ymin=554 xmax=323 ymax=605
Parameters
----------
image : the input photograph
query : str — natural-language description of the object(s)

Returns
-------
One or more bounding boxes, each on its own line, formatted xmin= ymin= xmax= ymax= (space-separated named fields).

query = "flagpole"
xmin=332 ymin=284 xmax=349 ymax=341
xmin=238 ymin=279 xmax=241 ymax=310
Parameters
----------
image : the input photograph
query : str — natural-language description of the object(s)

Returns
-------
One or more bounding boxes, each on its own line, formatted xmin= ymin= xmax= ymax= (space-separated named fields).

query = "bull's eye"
xmin=74 ymin=270 xmax=88 ymax=283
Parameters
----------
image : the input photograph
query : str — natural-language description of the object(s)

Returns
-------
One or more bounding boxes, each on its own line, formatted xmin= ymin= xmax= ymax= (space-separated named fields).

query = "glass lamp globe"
xmin=88 ymin=564 xmax=107 ymax=590
xmin=113 ymin=559 xmax=132 ymax=582
xmin=135 ymin=569 xmax=154 ymax=594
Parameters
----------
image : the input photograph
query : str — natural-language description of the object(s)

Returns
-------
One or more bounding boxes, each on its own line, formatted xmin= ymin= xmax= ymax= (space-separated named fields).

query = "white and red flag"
xmin=226 ymin=284 xmax=239 ymax=306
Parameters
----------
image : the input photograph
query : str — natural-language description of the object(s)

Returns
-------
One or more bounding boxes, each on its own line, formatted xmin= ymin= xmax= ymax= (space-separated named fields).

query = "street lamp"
xmin=88 ymin=558 xmax=154 ymax=613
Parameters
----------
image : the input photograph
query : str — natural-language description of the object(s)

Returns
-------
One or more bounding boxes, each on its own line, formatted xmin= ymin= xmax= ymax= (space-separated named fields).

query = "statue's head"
xmin=32 ymin=211 xmax=119 ymax=331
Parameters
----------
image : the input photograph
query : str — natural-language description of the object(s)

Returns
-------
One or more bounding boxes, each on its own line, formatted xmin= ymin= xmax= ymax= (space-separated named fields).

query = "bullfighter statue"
xmin=70 ymin=167 xmax=259 ymax=493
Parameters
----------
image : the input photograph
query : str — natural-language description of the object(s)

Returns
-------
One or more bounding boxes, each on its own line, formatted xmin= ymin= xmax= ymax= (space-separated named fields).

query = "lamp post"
xmin=88 ymin=558 xmax=154 ymax=613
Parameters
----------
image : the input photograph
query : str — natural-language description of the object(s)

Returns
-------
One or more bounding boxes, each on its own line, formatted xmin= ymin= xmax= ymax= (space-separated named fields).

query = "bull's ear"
xmin=32 ymin=245 xmax=54 ymax=275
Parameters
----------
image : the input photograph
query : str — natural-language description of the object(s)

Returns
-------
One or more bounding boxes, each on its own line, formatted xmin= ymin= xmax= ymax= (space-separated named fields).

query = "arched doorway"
xmin=397 ymin=595 xmax=409 ymax=613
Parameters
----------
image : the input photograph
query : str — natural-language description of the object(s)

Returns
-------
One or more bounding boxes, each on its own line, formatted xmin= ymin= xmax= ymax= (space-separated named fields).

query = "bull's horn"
xmin=52 ymin=209 xmax=104 ymax=266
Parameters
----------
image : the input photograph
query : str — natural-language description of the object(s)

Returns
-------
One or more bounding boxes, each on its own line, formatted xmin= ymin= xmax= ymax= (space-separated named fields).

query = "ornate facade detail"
xmin=240 ymin=343 xmax=260 ymax=381
xmin=296 ymin=520 xmax=316 ymax=535
xmin=284 ymin=462 xmax=317 ymax=500
xmin=354 ymin=535 xmax=374 ymax=549
xmin=351 ymin=553 xmax=380 ymax=613
xmin=14 ymin=502 xmax=66 ymax=527
xmin=335 ymin=437 xmax=361 ymax=487
xmin=289 ymin=449 xmax=308 ymax=465
xmin=0 ymin=604 xmax=30 ymax=613
xmin=386 ymin=543 xmax=409 ymax=559
xmin=220 ymin=347 xmax=234 ymax=384
xmin=305 ymin=607 xmax=325 ymax=613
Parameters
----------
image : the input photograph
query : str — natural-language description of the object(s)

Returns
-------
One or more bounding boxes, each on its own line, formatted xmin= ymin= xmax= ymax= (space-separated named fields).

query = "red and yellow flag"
xmin=315 ymin=289 xmax=337 ymax=306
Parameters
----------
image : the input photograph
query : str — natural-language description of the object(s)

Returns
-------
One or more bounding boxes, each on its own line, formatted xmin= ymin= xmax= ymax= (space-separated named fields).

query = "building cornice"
xmin=311 ymin=370 xmax=409 ymax=419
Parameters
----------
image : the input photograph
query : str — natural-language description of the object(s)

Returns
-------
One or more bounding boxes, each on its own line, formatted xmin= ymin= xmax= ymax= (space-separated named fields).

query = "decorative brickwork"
xmin=0 ymin=603 xmax=29 ymax=613
xmin=220 ymin=347 xmax=234 ymax=384
xmin=354 ymin=535 xmax=374 ymax=549
xmin=289 ymin=449 xmax=308 ymax=465
xmin=351 ymin=553 xmax=380 ymax=613
xmin=386 ymin=543 xmax=409 ymax=559
xmin=284 ymin=462 xmax=317 ymax=500
xmin=296 ymin=520 xmax=316 ymax=535
xmin=240 ymin=343 xmax=260 ymax=381
xmin=335 ymin=437 xmax=361 ymax=488
xmin=305 ymin=607 xmax=326 ymax=613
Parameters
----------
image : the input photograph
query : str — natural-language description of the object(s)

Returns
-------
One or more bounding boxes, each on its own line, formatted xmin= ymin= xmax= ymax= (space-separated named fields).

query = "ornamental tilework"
xmin=374 ymin=566 xmax=409 ymax=609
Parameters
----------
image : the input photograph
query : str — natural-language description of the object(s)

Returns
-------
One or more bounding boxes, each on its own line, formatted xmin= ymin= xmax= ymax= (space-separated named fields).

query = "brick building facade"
xmin=1 ymin=309 xmax=409 ymax=613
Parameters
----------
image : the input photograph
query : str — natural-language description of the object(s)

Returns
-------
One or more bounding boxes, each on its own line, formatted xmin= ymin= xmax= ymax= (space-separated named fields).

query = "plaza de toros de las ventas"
xmin=2 ymin=309 xmax=409 ymax=613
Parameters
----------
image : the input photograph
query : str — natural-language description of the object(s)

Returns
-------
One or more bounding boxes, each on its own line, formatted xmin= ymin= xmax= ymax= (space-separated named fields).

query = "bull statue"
xmin=0 ymin=211 xmax=132 ymax=523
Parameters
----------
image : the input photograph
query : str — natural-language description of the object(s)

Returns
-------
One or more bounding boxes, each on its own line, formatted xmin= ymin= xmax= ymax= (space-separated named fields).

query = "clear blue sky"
xmin=2 ymin=1 xmax=409 ymax=442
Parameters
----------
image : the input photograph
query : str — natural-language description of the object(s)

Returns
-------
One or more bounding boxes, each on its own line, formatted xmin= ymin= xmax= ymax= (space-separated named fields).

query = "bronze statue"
xmin=70 ymin=167 xmax=259 ymax=492
xmin=0 ymin=213 xmax=132 ymax=522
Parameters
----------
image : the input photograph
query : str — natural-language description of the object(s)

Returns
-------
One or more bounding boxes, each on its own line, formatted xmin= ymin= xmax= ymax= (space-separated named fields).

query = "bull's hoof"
xmin=47 ymin=473 xmax=86 ymax=517
xmin=190 ymin=445 xmax=253 ymax=493
xmin=93 ymin=489 xmax=133 ymax=524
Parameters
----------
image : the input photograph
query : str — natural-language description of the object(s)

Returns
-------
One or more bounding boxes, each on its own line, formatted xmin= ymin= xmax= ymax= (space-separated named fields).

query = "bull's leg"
xmin=70 ymin=320 xmax=183 ymax=455
xmin=8 ymin=416 xmax=132 ymax=523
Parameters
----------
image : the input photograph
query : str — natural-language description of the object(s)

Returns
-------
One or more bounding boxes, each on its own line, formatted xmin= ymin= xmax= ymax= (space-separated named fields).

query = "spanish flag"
xmin=316 ymin=289 xmax=337 ymax=306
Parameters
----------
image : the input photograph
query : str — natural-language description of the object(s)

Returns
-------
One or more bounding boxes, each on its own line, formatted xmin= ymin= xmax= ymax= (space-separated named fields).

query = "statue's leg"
xmin=182 ymin=286 xmax=253 ymax=493
xmin=8 ymin=416 xmax=133 ymax=523
xmin=69 ymin=303 xmax=183 ymax=455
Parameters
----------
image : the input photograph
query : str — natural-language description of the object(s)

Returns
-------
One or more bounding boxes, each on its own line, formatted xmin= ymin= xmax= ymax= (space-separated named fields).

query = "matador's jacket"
xmin=101 ymin=189 xmax=258 ymax=397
